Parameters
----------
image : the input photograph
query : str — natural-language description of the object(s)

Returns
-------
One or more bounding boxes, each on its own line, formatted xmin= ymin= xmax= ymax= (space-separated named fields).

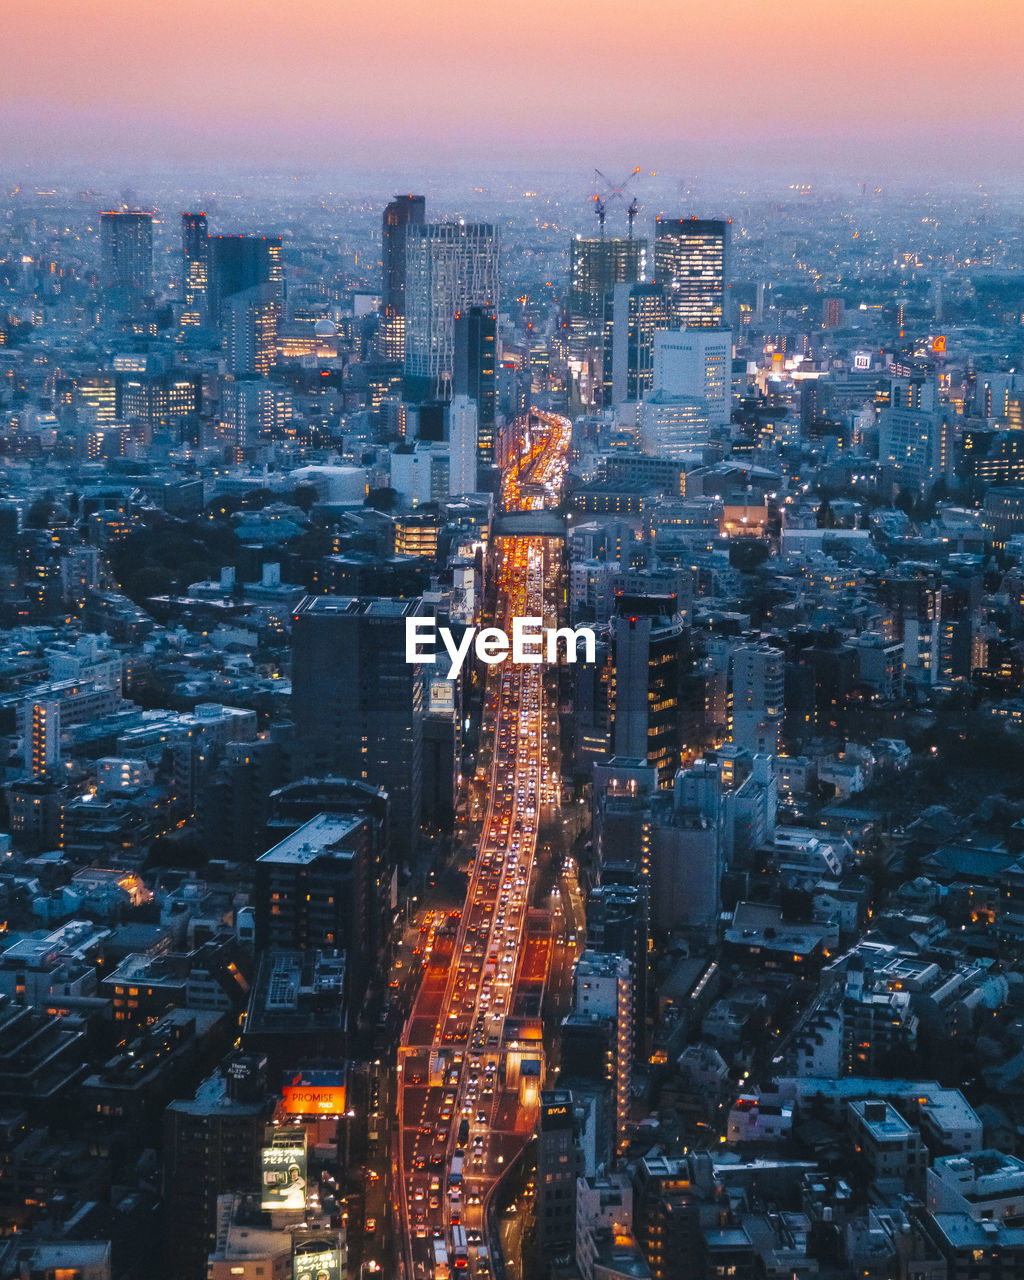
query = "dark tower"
xmin=381 ymin=194 xmax=426 ymax=359
xmin=453 ymin=304 xmax=497 ymax=467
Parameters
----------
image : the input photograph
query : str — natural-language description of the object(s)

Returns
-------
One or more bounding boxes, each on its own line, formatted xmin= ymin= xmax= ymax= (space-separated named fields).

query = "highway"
xmin=395 ymin=410 xmax=572 ymax=1280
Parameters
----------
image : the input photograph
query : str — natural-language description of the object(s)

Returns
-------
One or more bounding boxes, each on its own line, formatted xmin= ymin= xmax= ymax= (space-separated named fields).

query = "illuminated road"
xmin=396 ymin=411 xmax=571 ymax=1279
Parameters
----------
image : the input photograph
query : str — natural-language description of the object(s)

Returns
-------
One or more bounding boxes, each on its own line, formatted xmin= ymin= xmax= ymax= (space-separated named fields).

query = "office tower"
xmin=221 ymin=379 xmax=294 ymax=445
xmin=453 ymin=304 xmax=497 ymax=466
xmin=224 ymin=283 xmax=279 ymax=376
xmin=404 ymin=222 xmax=499 ymax=401
xmin=638 ymin=394 xmax=712 ymax=459
xmin=290 ymin=595 xmax=426 ymax=861
xmin=878 ymin=380 xmax=952 ymax=498
xmin=573 ymin=951 xmax=633 ymax=1156
xmin=587 ymin=882 xmax=648 ymax=1063
xmin=99 ymin=211 xmax=153 ymax=317
xmin=731 ymin=642 xmax=785 ymax=755
xmin=611 ymin=593 xmax=693 ymax=787
xmin=209 ymin=234 xmax=283 ymax=326
xmin=116 ymin=367 xmax=202 ymax=429
xmin=651 ymin=328 xmax=732 ymax=425
xmin=380 ymin=194 xmax=426 ymax=359
xmin=76 ymin=372 xmax=118 ymax=424
xmin=653 ymin=217 xmax=727 ymax=328
xmin=448 ymin=394 xmax=478 ymax=496
xmin=570 ymin=236 xmax=646 ymax=335
xmin=181 ymin=212 xmax=209 ymax=325
xmin=254 ymin=811 xmax=384 ymax=1005
xmin=602 ymin=282 xmax=669 ymax=406
xmin=162 ymin=1056 xmax=266 ymax=1280
xmin=537 ymin=1091 xmax=584 ymax=1269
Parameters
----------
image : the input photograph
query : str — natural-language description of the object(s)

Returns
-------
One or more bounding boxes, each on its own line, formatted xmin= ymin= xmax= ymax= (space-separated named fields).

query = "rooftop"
xmin=258 ymin=812 xmax=364 ymax=866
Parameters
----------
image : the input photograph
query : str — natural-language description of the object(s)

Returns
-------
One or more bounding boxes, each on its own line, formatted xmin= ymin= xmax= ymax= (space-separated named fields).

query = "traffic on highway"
xmin=396 ymin=411 xmax=572 ymax=1280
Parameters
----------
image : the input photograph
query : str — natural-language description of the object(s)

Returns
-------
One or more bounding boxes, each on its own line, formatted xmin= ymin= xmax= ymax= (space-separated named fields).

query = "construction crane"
xmin=592 ymin=167 xmax=642 ymax=238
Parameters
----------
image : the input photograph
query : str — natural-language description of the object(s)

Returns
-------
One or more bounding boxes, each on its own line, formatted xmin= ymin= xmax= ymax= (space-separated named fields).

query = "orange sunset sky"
xmin=4 ymin=0 xmax=1023 ymax=174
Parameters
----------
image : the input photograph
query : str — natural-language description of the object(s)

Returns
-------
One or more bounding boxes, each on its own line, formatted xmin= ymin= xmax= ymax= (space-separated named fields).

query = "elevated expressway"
xmin=395 ymin=412 xmax=572 ymax=1279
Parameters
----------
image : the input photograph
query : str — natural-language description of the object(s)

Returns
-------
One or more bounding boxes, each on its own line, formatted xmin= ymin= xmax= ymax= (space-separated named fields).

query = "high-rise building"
xmin=453 ymin=304 xmax=497 ymax=466
xmin=602 ymin=282 xmax=669 ymax=406
xmin=100 ymin=211 xmax=153 ymax=318
xmin=448 ymin=394 xmax=478 ymax=496
xmin=878 ymin=380 xmax=952 ymax=498
xmin=731 ymin=642 xmax=786 ymax=755
xmin=638 ymin=394 xmax=712 ymax=459
xmin=610 ymin=594 xmax=693 ymax=787
xmin=254 ymin=811 xmax=385 ymax=1004
xmin=573 ymin=952 xmax=633 ymax=1156
xmin=537 ymin=1090 xmax=585 ymax=1268
xmin=651 ymin=328 xmax=732 ymax=425
xmin=224 ymin=284 xmax=279 ymax=376
xmin=570 ymin=236 xmax=646 ymax=335
xmin=181 ymin=212 xmax=209 ymax=325
xmin=653 ymin=218 xmax=727 ymax=328
xmin=162 ymin=1056 xmax=267 ymax=1280
xmin=381 ymin=194 xmax=426 ymax=360
xmin=209 ymin=235 xmax=283 ymax=326
xmin=404 ymin=222 xmax=499 ymax=401
xmin=290 ymin=595 xmax=427 ymax=860
xmin=587 ymin=882 xmax=649 ymax=1063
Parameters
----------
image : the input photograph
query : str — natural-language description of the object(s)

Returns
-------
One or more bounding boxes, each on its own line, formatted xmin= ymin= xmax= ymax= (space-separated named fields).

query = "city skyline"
xmin=5 ymin=0 xmax=1024 ymax=178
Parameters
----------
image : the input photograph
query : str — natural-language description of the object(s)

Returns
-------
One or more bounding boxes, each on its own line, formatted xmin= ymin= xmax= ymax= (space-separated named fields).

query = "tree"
xmin=365 ymin=487 xmax=398 ymax=512
xmin=729 ymin=537 xmax=770 ymax=572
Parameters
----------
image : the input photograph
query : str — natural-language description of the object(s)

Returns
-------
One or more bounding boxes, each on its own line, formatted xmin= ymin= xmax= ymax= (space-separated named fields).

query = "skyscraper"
xmin=570 ymin=236 xmax=646 ymax=335
xmin=181 ymin=212 xmax=209 ymax=325
xmin=381 ymin=194 xmax=426 ymax=360
xmin=878 ymin=380 xmax=952 ymax=498
xmin=448 ymin=394 xmax=479 ymax=497
xmin=290 ymin=595 xmax=426 ymax=861
xmin=650 ymin=327 xmax=732 ymax=425
xmin=653 ymin=218 xmax=727 ymax=328
xmin=208 ymin=234 xmax=283 ymax=326
xmin=610 ymin=593 xmax=693 ymax=787
xmin=224 ymin=283 xmax=279 ymax=376
xmin=100 ymin=211 xmax=153 ymax=318
xmin=404 ymin=222 xmax=499 ymax=401
xmin=602 ymin=282 xmax=669 ymax=406
xmin=453 ymin=304 xmax=497 ymax=466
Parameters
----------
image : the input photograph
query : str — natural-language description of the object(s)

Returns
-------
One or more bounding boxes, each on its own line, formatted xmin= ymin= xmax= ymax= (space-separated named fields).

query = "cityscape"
xmin=3 ymin=4 xmax=1024 ymax=1280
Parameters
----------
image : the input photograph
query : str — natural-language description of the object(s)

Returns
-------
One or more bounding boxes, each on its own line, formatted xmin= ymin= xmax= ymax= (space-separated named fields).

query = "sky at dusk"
xmin=5 ymin=0 xmax=1023 ymax=178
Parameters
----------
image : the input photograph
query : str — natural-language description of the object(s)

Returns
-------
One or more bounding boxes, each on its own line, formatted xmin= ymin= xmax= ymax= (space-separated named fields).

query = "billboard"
xmin=292 ymin=1239 xmax=342 ymax=1280
xmin=282 ymin=1068 xmax=346 ymax=1117
xmin=853 ymin=352 xmax=871 ymax=370
xmin=261 ymin=1131 xmax=308 ymax=1210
